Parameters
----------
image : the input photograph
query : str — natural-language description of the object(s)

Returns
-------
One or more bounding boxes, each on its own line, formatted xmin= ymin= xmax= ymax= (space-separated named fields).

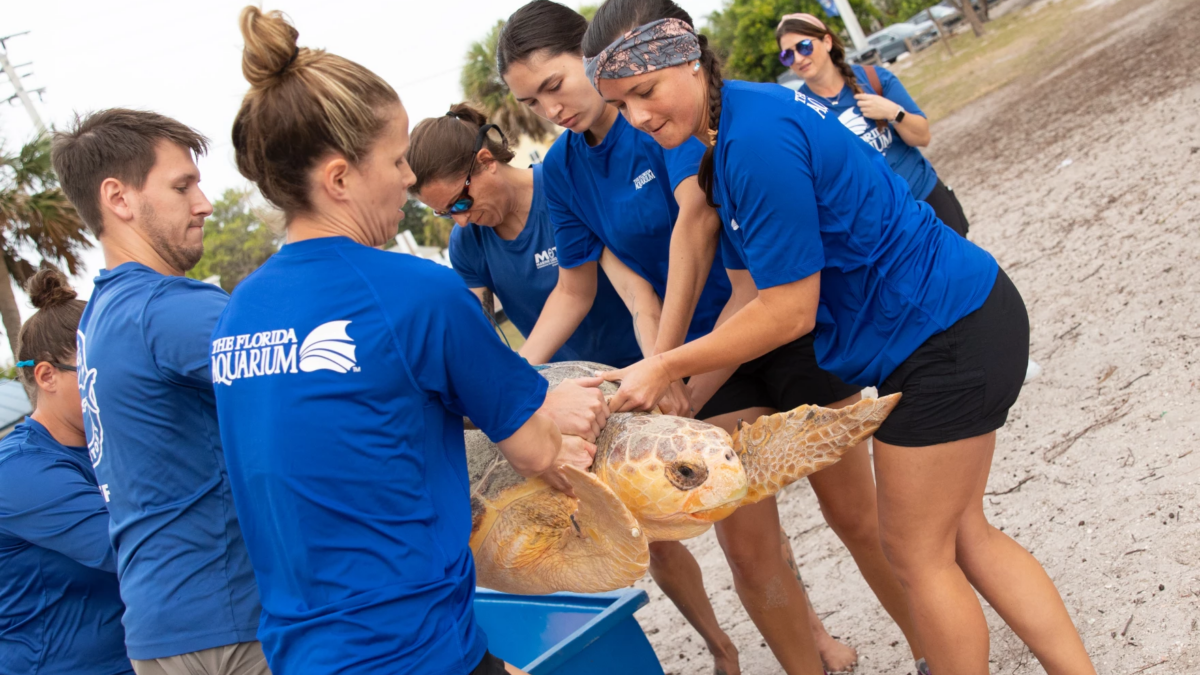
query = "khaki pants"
xmin=131 ymin=641 xmax=270 ymax=675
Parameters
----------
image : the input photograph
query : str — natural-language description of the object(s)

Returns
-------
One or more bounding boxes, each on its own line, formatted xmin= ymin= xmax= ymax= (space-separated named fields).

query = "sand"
xmin=632 ymin=0 xmax=1200 ymax=671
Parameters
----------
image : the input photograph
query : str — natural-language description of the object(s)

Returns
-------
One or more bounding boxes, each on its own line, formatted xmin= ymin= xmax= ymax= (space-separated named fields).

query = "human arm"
xmin=517 ymin=262 xmax=598 ymax=365
xmin=684 ymin=268 xmax=758 ymax=412
xmin=654 ymin=175 xmax=722 ymax=355
xmin=853 ymin=68 xmax=931 ymax=147
xmin=144 ymin=279 xmax=229 ymax=387
xmin=0 ymin=455 xmax=116 ymax=572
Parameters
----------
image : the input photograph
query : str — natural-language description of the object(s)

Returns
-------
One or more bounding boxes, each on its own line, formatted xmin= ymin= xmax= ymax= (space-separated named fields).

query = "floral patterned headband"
xmin=583 ymin=18 xmax=701 ymax=90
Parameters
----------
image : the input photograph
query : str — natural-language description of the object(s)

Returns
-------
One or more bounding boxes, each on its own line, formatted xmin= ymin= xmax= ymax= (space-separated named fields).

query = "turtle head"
xmin=600 ymin=415 xmax=747 ymax=541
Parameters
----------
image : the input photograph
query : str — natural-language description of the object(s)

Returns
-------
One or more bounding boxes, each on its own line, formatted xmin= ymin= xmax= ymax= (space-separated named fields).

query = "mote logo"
xmin=534 ymin=247 xmax=558 ymax=270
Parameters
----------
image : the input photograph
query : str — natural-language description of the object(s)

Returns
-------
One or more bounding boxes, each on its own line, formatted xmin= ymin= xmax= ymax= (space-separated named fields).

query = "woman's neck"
xmin=31 ymin=404 xmax=86 ymax=448
xmin=805 ymin=62 xmax=847 ymax=99
xmin=493 ymin=165 xmax=535 ymax=242
xmin=287 ymin=210 xmax=375 ymax=247
xmin=583 ymin=105 xmax=619 ymax=147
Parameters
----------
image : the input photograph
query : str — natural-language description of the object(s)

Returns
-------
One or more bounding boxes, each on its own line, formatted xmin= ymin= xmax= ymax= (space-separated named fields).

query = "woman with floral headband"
xmin=586 ymin=1 xmax=1097 ymax=674
xmin=777 ymin=12 xmax=968 ymax=237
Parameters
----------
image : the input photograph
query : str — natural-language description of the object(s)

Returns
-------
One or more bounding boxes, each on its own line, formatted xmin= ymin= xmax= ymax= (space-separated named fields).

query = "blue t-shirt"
xmin=0 ymin=418 xmax=131 ymax=675
xmin=799 ymin=65 xmax=938 ymax=200
xmin=712 ymin=81 xmax=998 ymax=386
xmin=77 ymin=264 xmax=260 ymax=660
xmin=542 ymin=113 xmax=731 ymax=343
xmin=449 ymin=164 xmax=642 ymax=368
xmin=211 ymin=237 xmax=547 ymax=675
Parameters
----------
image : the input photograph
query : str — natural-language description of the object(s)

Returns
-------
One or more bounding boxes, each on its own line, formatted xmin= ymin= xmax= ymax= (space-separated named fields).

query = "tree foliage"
xmin=461 ymin=20 xmax=556 ymax=142
xmin=187 ymin=188 xmax=283 ymax=292
xmin=401 ymin=199 xmax=453 ymax=250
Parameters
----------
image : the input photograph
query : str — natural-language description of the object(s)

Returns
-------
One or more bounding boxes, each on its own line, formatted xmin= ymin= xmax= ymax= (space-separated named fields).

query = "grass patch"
xmin=498 ymin=319 xmax=526 ymax=350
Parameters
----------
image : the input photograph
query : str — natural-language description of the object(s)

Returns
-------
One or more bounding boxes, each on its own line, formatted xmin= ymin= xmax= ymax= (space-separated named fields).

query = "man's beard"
xmin=139 ymin=202 xmax=204 ymax=272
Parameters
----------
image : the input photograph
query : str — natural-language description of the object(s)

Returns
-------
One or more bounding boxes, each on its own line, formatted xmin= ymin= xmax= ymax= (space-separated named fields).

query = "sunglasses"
xmin=779 ymin=39 xmax=815 ymax=67
xmin=434 ymin=123 xmax=507 ymax=218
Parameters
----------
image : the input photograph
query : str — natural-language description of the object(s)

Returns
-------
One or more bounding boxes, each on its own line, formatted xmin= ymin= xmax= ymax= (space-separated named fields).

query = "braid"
xmin=828 ymin=39 xmax=862 ymax=95
xmin=696 ymin=35 xmax=724 ymax=208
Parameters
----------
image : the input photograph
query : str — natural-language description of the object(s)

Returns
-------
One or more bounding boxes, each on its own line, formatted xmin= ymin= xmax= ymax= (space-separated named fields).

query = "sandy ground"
xmin=632 ymin=0 xmax=1200 ymax=672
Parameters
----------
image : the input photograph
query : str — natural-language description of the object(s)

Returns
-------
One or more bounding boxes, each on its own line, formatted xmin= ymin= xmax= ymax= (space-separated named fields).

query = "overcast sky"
xmin=0 ymin=0 xmax=727 ymax=360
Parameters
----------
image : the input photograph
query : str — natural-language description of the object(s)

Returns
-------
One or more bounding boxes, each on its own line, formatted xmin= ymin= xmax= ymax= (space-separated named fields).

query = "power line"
xmin=0 ymin=31 xmax=46 ymax=133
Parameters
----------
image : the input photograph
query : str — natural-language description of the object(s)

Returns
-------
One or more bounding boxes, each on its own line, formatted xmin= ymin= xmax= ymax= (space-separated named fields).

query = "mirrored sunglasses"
xmin=779 ymin=39 xmax=815 ymax=67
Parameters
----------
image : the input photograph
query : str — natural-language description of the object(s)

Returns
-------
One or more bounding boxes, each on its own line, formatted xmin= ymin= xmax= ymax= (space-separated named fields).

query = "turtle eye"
xmin=665 ymin=461 xmax=708 ymax=490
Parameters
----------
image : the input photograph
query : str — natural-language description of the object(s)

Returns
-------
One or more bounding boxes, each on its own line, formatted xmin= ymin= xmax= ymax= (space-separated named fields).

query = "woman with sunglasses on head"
xmin=498 ymin=3 xmax=922 ymax=674
xmin=0 ymin=267 xmax=132 ymax=675
xmin=408 ymin=103 xmax=643 ymax=375
xmin=777 ymin=13 xmax=968 ymax=237
xmin=587 ymin=1 xmax=1097 ymax=674
xmin=212 ymin=8 xmax=609 ymax=675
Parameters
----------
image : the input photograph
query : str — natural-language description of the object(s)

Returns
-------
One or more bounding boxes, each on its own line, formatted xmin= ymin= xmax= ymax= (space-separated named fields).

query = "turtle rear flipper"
xmin=473 ymin=467 xmax=649 ymax=595
xmin=732 ymin=393 xmax=900 ymax=507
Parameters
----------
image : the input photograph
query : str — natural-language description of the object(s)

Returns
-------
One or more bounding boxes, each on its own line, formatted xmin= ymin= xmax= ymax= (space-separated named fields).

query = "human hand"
xmin=540 ymin=435 xmax=597 ymax=497
xmin=657 ymin=380 xmax=694 ymax=417
xmin=599 ymin=356 xmax=673 ymax=413
xmin=853 ymin=93 xmax=901 ymax=122
xmin=542 ymin=377 xmax=610 ymax=442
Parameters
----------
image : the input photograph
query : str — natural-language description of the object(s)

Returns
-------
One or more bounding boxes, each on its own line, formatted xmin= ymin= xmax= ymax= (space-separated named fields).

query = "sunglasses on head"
xmin=779 ymin=39 xmax=815 ymax=67
xmin=435 ymin=123 xmax=507 ymax=218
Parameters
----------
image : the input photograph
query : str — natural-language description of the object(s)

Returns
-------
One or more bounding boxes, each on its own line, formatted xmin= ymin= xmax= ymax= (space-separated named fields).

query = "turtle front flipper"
xmin=731 ymin=393 xmax=901 ymax=507
xmin=473 ymin=467 xmax=650 ymax=595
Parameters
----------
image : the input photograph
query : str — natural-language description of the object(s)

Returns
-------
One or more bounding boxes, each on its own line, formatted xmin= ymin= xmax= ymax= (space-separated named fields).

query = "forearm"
xmin=657 ymin=178 xmax=721 ymax=354
xmin=894 ymin=113 xmax=931 ymax=147
xmin=497 ymin=411 xmax=561 ymax=477
xmin=683 ymin=276 xmax=753 ymax=410
xmin=519 ymin=272 xmax=595 ymax=365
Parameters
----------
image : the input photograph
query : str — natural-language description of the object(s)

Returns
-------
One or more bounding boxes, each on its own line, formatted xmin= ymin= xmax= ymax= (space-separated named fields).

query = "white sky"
xmin=0 ymin=0 xmax=727 ymax=361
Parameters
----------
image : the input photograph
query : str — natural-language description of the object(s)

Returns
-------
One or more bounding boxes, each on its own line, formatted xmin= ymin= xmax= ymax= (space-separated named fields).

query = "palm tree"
xmin=461 ymin=20 xmax=556 ymax=142
xmin=0 ymin=134 xmax=93 ymax=362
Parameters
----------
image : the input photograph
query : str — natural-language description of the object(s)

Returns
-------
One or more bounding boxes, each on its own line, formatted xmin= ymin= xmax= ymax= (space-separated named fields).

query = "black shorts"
xmin=470 ymin=651 xmax=508 ymax=675
xmin=875 ymin=267 xmax=1028 ymax=447
xmin=923 ymin=178 xmax=970 ymax=238
xmin=696 ymin=333 xmax=862 ymax=419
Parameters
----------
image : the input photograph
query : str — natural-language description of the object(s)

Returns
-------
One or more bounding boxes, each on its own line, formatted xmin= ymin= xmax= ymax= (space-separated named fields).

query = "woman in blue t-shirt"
xmin=407 ymin=103 xmax=642 ymax=369
xmin=216 ymin=9 xmax=608 ymax=675
xmin=776 ymin=13 xmax=969 ymax=237
xmin=0 ymin=268 xmax=131 ymax=675
xmin=497 ymin=4 xmax=921 ymax=674
xmin=585 ymin=2 xmax=1096 ymax=674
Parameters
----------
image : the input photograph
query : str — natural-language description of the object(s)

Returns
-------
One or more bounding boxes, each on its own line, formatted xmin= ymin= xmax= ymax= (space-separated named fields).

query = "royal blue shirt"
xmin=0 ymin=418 xmax=131 ymax=675
xmin=77 ymin=264 xmax=260 ymax=660
xmin=542 ymin=114 xmax=731 ymax=342
xmin=211 ymin=237 xmax=548 ymax=675
xmin=449 ymin=163 xmax=642 ymax=368
xmin=800 ymin=65 xmax=939 ymax=200
xmin=712 ymin=81 xmax=998 ymax=386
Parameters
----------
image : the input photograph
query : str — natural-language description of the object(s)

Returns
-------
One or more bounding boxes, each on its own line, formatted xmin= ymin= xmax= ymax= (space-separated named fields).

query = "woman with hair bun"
xmin=214 ymin=8 xmax=608 ymax=675
xmin=0 ymin=267 xmax=132 ymax=675
xmin=408 ymin=103 xmax=642 ymax=370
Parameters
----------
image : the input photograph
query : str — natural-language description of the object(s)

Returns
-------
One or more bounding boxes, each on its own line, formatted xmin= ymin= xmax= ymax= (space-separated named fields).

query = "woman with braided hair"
xmin=587 ymin=1 xmax=1097 ymax=674
xmin=777 ymin=13 xmax=968 ymax=237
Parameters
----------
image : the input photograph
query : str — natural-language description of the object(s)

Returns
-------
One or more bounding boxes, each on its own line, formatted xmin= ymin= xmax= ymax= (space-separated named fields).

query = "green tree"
xmin=462 ymin=20 xmax=556 ymax=142
xmin=187 ymin=188 xmax=283 ymax=292
xmin=0 ymin=134 xmax=92 ymax=361
xmin=400 ymin=199 xmax=453 ymax=250
xmin=578 ymin=4 xmax=598 ymax=20
xmin=703 ymin=0 xmax=884 ymax=83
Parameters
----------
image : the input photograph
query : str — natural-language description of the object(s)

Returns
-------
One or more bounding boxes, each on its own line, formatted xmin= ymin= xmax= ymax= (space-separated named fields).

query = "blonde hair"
xmin=232 ymin=6 xmax=400 ymax=215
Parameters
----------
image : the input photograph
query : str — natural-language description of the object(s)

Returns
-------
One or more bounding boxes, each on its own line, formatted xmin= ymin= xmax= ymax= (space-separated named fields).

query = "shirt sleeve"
xmin=144 ymin=278 xmax=230 ymax=388
xmin=448 ymin=226 xmax=492 ymax=291
xmin=404 ymin=266 xmax=547 ymax=443
xmin=543 ymin=154 xmax=603 ymax=269
xmin=720 ymin=228 xmax=747 ymax=271
xmin=663 ymin=138 xmax=706 ymax=191
xmin=878 ymin=67 xmax=926 ymax=118
xmin=0 ymin=454 xmax=116 ymax=572
xmin=725 ymin=116 xmax=825 ymax=289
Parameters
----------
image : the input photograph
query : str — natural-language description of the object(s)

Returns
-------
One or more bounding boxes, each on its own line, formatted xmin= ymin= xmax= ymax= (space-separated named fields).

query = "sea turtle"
xmin=467 ymin=362 xmax=899 ymax=595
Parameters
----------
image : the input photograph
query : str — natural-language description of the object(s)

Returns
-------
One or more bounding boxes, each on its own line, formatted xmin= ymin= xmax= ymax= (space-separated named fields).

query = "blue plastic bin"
xmin=474 ymin=588 xmax=664 ymax=675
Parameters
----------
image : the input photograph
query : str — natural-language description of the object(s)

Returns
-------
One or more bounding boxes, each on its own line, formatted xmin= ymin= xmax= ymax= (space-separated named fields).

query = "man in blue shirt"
xmin=52 ymin=110 xmax=268 ymax=675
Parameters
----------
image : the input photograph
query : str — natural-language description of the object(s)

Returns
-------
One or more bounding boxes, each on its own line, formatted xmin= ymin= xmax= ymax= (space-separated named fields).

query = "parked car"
xmin=849 ymin=22 xmax=923 ymax=64
xmin=909 ymin=5 xmax=962 ymax=32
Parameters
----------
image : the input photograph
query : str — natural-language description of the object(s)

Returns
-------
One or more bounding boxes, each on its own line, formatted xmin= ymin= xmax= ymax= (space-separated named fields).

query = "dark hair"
xmin=16 ymin=266 xmax=85 ymax=394
xmin=51 ymin=109 xmax=209 ymax=237
xmin=584 ymin=0 xmax=724 ymax=207
xmin=408 ymin=103 xmax=516 ymax=193
xmin=232 ymin=6 xmax=401 ymax=216
xmin=497 ymin=0 xmax=589 ymax=76
xmin=776 ymin=19 xmax=861 ymax=96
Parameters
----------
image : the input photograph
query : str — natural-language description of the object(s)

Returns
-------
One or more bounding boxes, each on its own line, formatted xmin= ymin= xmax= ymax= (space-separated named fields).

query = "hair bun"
xmin=446 ymin=103 xmax=489 ymax=129
xmin=25 ymin=266 xmax=77 ymax=310
xmin=239 ymin=6 xmax=302 ymax=89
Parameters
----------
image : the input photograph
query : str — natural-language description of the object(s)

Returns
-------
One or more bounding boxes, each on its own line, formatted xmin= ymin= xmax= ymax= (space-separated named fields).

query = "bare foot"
xmin=710 ymin=639 xmax=741 ymax=675
xmin=812 ymin=628 xmax=858 ymax=673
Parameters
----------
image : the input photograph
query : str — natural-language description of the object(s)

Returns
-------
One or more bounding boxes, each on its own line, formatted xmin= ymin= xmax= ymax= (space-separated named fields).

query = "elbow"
xmin=786 ymin=316 xmax=816 ymax=343
xmin=512 ymin=450 xmax=555 ymax=478
xmin=914 ymin=132 xmax=932 ymax=148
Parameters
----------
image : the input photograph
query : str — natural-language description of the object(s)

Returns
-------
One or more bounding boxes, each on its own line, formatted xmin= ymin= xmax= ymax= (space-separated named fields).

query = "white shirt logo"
xmin=731 ymin=218 xmax=740 ymax=231
xmin=76 ymin=330 xmax=104 ymax=468
xmin=794 ymin=91 xmax=828 ymax=119
xmin=837 ymin=108 xmax=893 ymax=154
xmin=633 ymin=169 xmax=656 ymax=190
xmin=534 ymin=247 xmax=558 ymax=270
xmin=299 ymin=321 xmax=357 ymax=373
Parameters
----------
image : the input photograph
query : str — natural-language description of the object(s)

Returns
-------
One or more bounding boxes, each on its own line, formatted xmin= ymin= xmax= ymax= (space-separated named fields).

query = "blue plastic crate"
xmin=474 ymin=588 xmax=664 ymax=675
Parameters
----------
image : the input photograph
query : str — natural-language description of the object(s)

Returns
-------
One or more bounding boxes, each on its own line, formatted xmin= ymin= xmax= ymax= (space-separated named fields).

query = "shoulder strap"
xmin=864 ymin=66 xmax=889 ymax=132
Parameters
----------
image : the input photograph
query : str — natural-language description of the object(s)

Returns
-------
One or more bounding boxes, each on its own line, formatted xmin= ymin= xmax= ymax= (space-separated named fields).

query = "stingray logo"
xmin=731 ymin=218 xmax=739 ymax=231
xmin=299 ymin=321 xmax=358 ymax=373
xmin=633 ymin=169 xmax=656 ymax=190
xmin=794 ymin=91 xmax=828 ymax=119
xmin=76 ymin=330 xmax=104 ymax=468
xmin=837 ymin=108 xmax=892 ymax=153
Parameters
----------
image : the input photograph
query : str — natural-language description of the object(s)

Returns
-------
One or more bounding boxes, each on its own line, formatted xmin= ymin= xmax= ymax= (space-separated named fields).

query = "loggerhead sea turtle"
xmin=467 ymin=362 xmax=899 ymax=595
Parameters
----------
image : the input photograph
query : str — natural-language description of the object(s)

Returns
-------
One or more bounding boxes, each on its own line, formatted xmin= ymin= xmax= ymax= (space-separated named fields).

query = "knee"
xmin=648 ymin=540 xmax=686 ymax=569
xmin=879 ymin=528 xmax=953 ymax=589
xmin=820 ymin=501 xmax=881 ymax=550
xmin=722 ymin=540 xmax=783 ymax=586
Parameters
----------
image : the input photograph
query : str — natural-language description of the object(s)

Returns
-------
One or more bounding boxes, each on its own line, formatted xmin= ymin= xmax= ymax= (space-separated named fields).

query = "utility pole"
xmin=0 ymin=32 xmax=47 ymax=134
xmin=830 ymin=0 xmax=870 ymax=53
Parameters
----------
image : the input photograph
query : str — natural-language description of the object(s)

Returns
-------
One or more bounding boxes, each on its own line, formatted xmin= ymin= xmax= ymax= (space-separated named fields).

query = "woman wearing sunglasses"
xmin=587 ymin=1 xmax=1096 ymax=673
xmin=778 ymin=13 xmax=968 ymax=237
xmin=0 ymin=267 xmax=132 ymax=675
xmin=408 ymin=103 xmax=642 ymax=372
